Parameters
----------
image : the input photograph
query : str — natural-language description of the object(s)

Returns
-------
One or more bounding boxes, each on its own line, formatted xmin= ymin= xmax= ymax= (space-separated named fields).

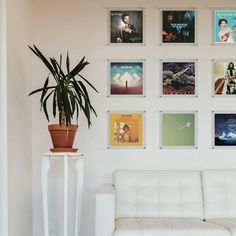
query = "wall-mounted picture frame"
xmin=213 ymin=59 xmax=236 ymax=96
xmin=160 ymin=9 xmax=196 ymax=44
xmin=108 ymin=8 xmax=144 ymax=45
xmin=108 ymin=59 xmax=145 ymax=97
xmin=160 ymin=111 xmax=197 ymax=149
xmin=212 ymin=111 xmax=236 ymax=148
xmin=213 ymin=10 xmax=236 ymax=44
xmin=160 ymin=59 xmax=198 ymax=96
xmin=108 ymin=111 xmax=146 ymax=149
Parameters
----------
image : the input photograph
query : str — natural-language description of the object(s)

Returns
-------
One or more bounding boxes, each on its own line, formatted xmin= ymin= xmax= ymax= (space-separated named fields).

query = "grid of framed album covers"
xmin=108 ymin=59 xmax=146 ymax=97
xmin=160 ymin=8 xmax=197 ymax=45
xmin=108 ymin=8 xmax=145 ymax=45
xmin=213 ymin=10 xmax=236 ymax=45
xmin=160 ymin=111 xmax=197 ymax=149
xmin=212 ymin=111 xmax=236 ymax=148
xmin=108 ymin=111 xmax=146 ymax=149
xmin=160 ymin=59 xmax=198 ymax=97
xmin=105 ymin=7 xmax=236 ymax=150
xmin=212 ymin=59 xmax=236 ymax=96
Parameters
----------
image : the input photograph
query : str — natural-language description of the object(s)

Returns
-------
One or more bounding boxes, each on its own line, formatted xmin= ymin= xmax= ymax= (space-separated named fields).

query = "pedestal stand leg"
xmin=64 ymin=155 xmax=69 ymax=236
xmin=74 ymin=158 xmax=84 ymax=236
xmin=41 ymin=158 xmax=51 ymax=236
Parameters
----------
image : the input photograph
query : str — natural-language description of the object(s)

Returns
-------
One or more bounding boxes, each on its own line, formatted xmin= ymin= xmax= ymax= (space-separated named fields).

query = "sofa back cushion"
xmin=113 ymin=170 xmax=203 ymax=219
xmin=202 ymin=169 xmax=236 ymax=219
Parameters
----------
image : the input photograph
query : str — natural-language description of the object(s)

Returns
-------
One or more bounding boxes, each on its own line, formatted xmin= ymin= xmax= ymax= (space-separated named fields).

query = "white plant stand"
xmin=41 ymin=152 xmax=84 ymax=236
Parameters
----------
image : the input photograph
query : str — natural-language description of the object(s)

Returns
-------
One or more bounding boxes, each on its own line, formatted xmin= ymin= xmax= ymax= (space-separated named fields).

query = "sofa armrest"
xmin=95 ymin=184 xmax=115 ymax=236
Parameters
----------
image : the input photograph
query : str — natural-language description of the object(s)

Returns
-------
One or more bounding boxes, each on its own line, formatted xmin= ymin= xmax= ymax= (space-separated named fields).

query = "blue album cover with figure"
xmin=214 ymin=10 xmax=236 ymax=43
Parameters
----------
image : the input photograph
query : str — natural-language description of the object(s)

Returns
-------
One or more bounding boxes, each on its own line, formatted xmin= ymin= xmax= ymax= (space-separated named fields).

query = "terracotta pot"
xmin=48 ymin=124 xmax=78 ymax=152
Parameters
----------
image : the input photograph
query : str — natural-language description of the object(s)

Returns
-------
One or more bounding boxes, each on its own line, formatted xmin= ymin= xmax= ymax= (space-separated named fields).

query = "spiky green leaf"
xmin=77 ymin=74 xmax=98 ymax=93
xmin=28 ymin=86 xmax=56 ymax=96
xmin=42 ymin=90 xmax=54 ymax=121
xmin=66 ymin=51 xmax=70 ymax=74
xmin=29 ymin=45 xmax=55 ymax=75
xmin=52 ymin=90 xmax=57 ymax=118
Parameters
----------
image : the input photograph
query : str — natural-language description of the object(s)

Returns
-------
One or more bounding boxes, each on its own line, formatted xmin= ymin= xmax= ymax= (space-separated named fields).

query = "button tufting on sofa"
xmin=95 ymin=170 xmax=236 ymax=236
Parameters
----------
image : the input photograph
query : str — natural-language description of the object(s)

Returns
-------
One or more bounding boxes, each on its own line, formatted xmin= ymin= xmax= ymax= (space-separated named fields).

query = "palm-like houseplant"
xmin=29 ymin=45 xmax=98 ymax=152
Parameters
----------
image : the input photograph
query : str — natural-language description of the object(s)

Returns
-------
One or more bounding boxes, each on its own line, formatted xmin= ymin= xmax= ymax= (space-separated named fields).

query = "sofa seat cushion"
xmin=113 ymin=218 xmax=231 ymax=236
xmin=207 ymin=219 xmax=236 ymax=236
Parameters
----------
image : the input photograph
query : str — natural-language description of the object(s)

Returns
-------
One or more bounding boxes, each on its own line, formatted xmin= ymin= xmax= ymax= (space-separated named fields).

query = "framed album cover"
xmin=213 ymin=60 xmax=236 ymax=96
xmin=109 ymin=9 xmax=144 ymax=44
xmin=213 ymin=111 xmax=236 ymax=148
xmin=160 ymin=111 xmax=197 ymax=148
xmin=160 ymin=59 xmax=197 ymax=96
xmin=213 ymin=10 xmax=236 ymax=44
xmin=161 ymin=9 xmax=196 ymax=44
xmin=108 ymin=60 xmax=145 ymax=96
xmin=108 ymin=111 xmax=145 ymax=148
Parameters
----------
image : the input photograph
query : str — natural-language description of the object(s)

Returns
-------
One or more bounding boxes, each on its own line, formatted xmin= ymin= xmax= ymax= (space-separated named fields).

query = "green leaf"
xmin=71 ymin=80 xmax=83 ymax=102
xmin=40 ymin=76 xmax=49 ymax=104
xmin=28 ymin=86 xmax=56 ymax=96
xmin=84 ymin=101 xmax=91 ymax=128
xmin=66 ymin=51 xmax=70 ymax=74
xmin=75 ymin=102 xmax=79 ymax=125
xmin=28 ymin=46 xmax=41 ymax=59
xmin=54 ymin=58 xmax=65 ymax=78
xmin=59 ymin=54 xmax=62 ymax=67
xmin=90 ymin=105 xmax=97 ymax=117
xmin=56 ymin=86 xmax=62 ymax=119
xmin=78 ymin=81 xmax=91 ymax=104
xmin=49 ymin=58 xmax=59 ymax=76
xmin=68 ymin=91 xmax=76 ymax=118
xmin=29 ymin=45 xmax=55 ymax=76
xmin=67 ymin=56 xmax=89 ymax=80
xmin=75 ymin=96 xmax=91 ymax=127
xmin=77 ymin=74 xmax=98 ymax=93
xmin=42 ymin=90 xmax=54 ymax=121
xmin=76 ymin=81 xmax=97 ymax=118
xmin=52 ymin=90 xmax=57 ymax=118
xmin=61 ymin=88 xmax=72 ymax=125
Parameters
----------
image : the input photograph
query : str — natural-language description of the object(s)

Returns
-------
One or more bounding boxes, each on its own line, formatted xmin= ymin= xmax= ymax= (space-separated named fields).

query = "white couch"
xmin=95 ymin=170 xmax=236 ymax=236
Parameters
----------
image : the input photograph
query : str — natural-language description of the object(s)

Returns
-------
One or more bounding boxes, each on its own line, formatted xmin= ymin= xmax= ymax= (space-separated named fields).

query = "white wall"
xmin=7 ymin=0 xmax=32 ymax=235
xmin=0 ymin=0 xmax=8 ymax=235
xmin=32 ymin=0 xmax=236 ymax=236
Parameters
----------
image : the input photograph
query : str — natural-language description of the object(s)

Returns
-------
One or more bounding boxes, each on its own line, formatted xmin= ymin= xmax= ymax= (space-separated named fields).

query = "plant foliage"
xmin=28 ymin=45 xmax=98 ymax=127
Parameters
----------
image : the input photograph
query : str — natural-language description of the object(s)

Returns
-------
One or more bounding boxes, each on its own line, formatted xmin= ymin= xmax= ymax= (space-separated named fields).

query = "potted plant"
xmin=29 ymin=45 xmax=98 ymax=152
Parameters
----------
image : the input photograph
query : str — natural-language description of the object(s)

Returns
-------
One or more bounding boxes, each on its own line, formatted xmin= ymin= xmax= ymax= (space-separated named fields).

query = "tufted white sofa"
xmin=95 ymin=170 xmax=236 ymax=236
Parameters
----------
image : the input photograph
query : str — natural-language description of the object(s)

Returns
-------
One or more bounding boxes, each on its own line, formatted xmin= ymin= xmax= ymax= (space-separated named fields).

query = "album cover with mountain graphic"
xmin=110 ymin=62 xmax=144 ymax=96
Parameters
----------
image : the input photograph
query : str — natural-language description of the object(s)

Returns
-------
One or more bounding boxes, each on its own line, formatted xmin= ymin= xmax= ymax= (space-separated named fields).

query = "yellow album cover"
xmin=109 ymin=112 xmax=143 ymax=147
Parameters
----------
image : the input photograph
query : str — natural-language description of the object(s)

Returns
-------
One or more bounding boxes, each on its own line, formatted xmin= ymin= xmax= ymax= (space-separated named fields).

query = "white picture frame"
xmin=108 ymin=8 xmax=146 ymax=45
xmin=159 ymin=59 xmax=198 ymax=97
xmin=107 ymin=110 xmax=146 ymax=149
xmin=212 ymin=59 xmax=236 ymax=97
xmin=212 ymin=9 xmax=236 ymax=46
xmin=159 ymin=8 xmax=198 ymax=45
xmin=212 ymin=111 xmax=236 ymax=149
xmin=159 ymin=110 xmax=198 ymax=149
xmin=107 ymin=59 xmax=146 ymax=97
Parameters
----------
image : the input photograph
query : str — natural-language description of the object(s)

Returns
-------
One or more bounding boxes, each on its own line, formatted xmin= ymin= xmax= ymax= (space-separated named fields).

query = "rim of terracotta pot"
xmin=48 ymin=124 xmax=78 ymax=131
